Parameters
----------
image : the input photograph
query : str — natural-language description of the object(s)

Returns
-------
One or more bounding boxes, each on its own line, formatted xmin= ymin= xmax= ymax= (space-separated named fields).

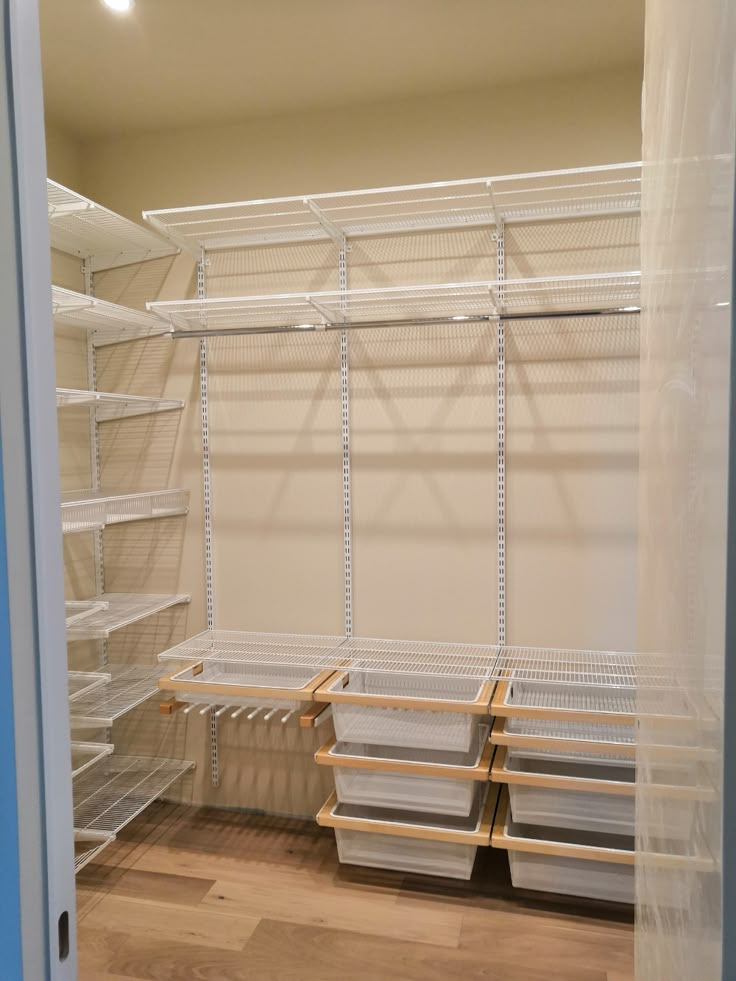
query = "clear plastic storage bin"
xmin=327 ymin=672 xmax=489 ymax=752
xmin=333 ymin=766 xmax=474 ymax=816
xmin=335 ymin=828 xmax=478 ymax=879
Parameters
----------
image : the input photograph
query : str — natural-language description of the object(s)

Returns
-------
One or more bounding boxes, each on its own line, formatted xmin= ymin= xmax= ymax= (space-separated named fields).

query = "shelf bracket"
xmin=306 ymin=295 xmax=341 ymax=326
xmin=305 ymin=199 xmax=349 ymax=248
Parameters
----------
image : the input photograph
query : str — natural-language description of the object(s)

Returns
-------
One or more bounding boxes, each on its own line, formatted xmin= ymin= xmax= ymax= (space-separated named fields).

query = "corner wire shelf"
xmin=65 ymin=599 xmax=109 ymax=628
xmin=56 ymin=388 xmax=183 ymax=421
xmin=73 ymin=755 xmax=195 ymax=838
xmin=71 ymin=741 xmax=114 ymax=780
xmin=66 ymin=592 xmax=191 ymax=642
xmin=147 ymin=272 xmax=641 ymax=338
xmin=142 ymin=161 xmax=641 ymax=253
xmin=48 ymin=179 xmax=178 ymax=273
xmin=68 ymin=671 xmax=111 ymax=702
xmin=52 ymin=285 xmax=174 ymax=347
xmin=61 ymin=487 xmax=190 ymax=534
xmin=69 ymin=664 xmax=167 ymax=727
xmin=156 ymin=629 xmax=678 ymax=690
xmin=74 ymin=831 xmax=116 ymax=873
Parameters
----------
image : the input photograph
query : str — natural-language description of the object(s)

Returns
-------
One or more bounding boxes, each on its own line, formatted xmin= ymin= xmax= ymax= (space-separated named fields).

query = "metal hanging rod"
xmin=169 ymin=306 xmax=640 ymax=340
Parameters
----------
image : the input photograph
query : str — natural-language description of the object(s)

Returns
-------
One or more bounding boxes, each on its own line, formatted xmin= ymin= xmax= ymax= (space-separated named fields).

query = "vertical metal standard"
xmin=83 ymin=261 xmax=105 ymax=605
xmin=198 ymin=249 xmax=219 ymax=786
xmin=339 ymin=240 xmax=352 ymax=638
xmin=495 ymin=222 xmax=506 ymax=647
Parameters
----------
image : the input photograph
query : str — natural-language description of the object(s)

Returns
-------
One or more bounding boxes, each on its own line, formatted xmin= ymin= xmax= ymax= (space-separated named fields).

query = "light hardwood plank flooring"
xmin=77 ymin=802 xmax=634 ymax=981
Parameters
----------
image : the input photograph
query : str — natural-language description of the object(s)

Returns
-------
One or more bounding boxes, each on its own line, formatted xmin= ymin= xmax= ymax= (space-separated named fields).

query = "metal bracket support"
xmin=197 ymin=249 xmax=219 ymax=787
xmin=339 ymin=241 xmax=352 ymax=637
xmin=305 ymin=198 xmax=350 ymax=248
xmin=495 ymin=223 xmax=506 ymax=647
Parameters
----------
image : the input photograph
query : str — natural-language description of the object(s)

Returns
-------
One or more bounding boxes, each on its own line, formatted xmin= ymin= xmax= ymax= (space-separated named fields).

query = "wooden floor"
xmin=76 ymin=802 xmax=634 ymax=981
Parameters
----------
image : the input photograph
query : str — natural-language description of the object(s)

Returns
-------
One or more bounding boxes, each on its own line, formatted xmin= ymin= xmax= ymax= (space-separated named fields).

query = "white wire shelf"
xmin=56 ymin=388 xmax=183 ymax=421
xmin=48 ymin=179 xmax=178 ymax=273
xmin=148 ymin=273 xmax=641 ymax=337
xmin=156 ymin=629 xmax=669 ymax=688
xmin=65 ymin=599 xmax=109 ymax=628
xmin=68 ymin=671 xmax=111 ymax=702
xmin=73 ymin=755 xmax=194 ymax=837
xmin=74 ymin=831 xmax=116 ymax=873
xmin=69 ymin=664 xmax=166 ymax=727
xmin=143 ymin=162 xmax=641 ymax=253
xmin=60 ymin=488 xmax=189 ymax=534
xmin=71 ymin=742 xmax=114 ymax=780
xmin=52 ymin=285 xmax=173 ymax=347
xmin=66 ymin=592 xmax=191 ymax=641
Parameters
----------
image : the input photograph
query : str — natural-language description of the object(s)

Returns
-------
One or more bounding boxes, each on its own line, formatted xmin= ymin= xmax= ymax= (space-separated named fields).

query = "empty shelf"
xmin=73 ymin=755 xmax=194 ymax=837
xmin=56 ymin=388 xmax=183 ymax=421
xmin=74 ymin=831 xmax=116 ymax=873
xmin=148 ymin=273 xmax=641 ymax=337
xmin=143 ymin=163 xmax=641 ymax=252
xmin=61 ymin=488 xmax=189 ymax=534
xmin=69 ymin=664 xmax=165 ymax=727
xmin=65 ymin=599 xmax=109 ymax=628
xmin=52 ymin=285 xmax=174 ymax=346
xmin=67 ymin=592 xmax=191 ymax=641
xmin=68 ymin=671 xmax=111 ymax=702
xmin=71 ymin=742 xmax=114 ymax=779
xmin=48 ymin=179 xmax=177 ymax=272
xmin=158 ymin=629 xmax=346 ymax=668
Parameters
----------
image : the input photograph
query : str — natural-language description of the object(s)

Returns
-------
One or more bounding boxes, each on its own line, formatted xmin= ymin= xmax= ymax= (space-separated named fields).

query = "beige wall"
xmin=45 ymin=122 xmax=82 ymax=189
xmin=68 ymin=66 xmax=641 ymax=219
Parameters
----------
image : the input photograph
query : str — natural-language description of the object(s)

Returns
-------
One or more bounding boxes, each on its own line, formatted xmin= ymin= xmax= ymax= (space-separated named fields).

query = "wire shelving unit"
xmin=73 ymin=756 xmax=194 ymax=837
xmin=56 ymin=388 xmax=183 ymax=421
xmin=68 ymin=664 xmax=166 ymax=728
xmin=68 ymin=671 xmax=111 ymax=703
xmin=60 ymin=488 xmax=189 ymax=534
xmin=74 ymin=831 xmax=116 ymax=873
xmin=143 ymin=163 xmax=641 ymax=253
xmin=52 ymin=285 xmax=174 ymax=346
xmin=48 ymin=179 xmax=178 ymax=272
xmin=148 ymin=272 xmax=641 ymax=337
xmin=66 ymin=593 xmax=191 ymax=642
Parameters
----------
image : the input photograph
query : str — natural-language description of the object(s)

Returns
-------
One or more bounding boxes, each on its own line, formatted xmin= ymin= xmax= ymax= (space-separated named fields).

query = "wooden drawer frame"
xmin=315 ymin=734 xmax=494 ymax=781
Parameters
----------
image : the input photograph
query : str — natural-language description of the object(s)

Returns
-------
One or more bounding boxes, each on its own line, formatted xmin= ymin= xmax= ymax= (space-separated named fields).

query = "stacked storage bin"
xmin=489 ymin=678 xmax=637 ymax=902
xmin=315 ymin=670 xmax=499 ymax=879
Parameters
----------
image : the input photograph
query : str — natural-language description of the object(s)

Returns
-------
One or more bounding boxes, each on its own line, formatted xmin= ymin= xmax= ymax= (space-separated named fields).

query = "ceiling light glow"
xmin=101 ymin=0 xmax=134 ymax=12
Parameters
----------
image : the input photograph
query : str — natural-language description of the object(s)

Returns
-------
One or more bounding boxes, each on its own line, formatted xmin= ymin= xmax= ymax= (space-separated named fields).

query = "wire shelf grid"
xmin=52 ymin=285 xmax=174 ymax=346
xmin=143 ymin=163 xmax=641 ymax=252
xmin=69 ymin=664 xmax=166 ymax=727
xmin=56 ymin=388 xmax=183 ymax=421
xmin=157 ymin=630 xmax=674 ymax=689
xmin=61 ymin=488 xmax=189 ymax=534
xmin=74 ymin=832 xmax=116 ymax=873
xmin=48 ymin=179 xmax=177 ymax=272
xmin=148 ymin=273 xmax=641 ymax=336
xmin=65 ymin=599 xmax=109 ymax=628
xmin=71 ymin=742 xmax=114 ymax=780
xmin=73 ymin=755 xmax=194 ymax=837
xmin=68 ymin=671 xmax=111 ymax=702
xmin=67 ymin=592 xmax=191 ymax=641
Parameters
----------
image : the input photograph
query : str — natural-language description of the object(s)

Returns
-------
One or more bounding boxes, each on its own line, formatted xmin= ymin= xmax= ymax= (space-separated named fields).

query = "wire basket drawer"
xmin=333 ymin=767 xmax=477 ymax=817
xmin=335 ymin=828 xmax=478 ymax=879
xmin=508 ymin=848 xmax=634 ymax=903
xmin=508 ymin=783 xmax=635 ymax=836
xmin=332 ymin=704 xmax=480 ymax=752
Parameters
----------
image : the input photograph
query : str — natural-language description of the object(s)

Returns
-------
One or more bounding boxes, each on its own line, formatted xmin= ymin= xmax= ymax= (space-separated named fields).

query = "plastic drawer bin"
xmin=325 ymin=672 xmax=490 ymax=752
xmin=335 ymin=828 xmax=478 ymax=879
xmin=321 ymin=728 xmax=490 ymax=816
xmin=495 ymin=679 xmax=635 ymax=720
xmin=492 ymin=796 xmax=634 ymax=904
xmin=495 ymin=750 xmax=635 ymax=836
xmin=507 ymin=846 xmax=634 ymax=903
xmin=333 ymin=764 xmax=474 ymax=817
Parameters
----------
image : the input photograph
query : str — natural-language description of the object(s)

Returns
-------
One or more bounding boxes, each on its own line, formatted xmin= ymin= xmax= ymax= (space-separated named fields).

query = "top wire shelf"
xmin=52 ymin=285 xmax=174 ymax=347
xmin=48 ymin=179 xmax=178 ymax=273
xmin=56 ymin=388 xmax=183 ymax=421
xmin=143 ymin=162 xmax=641 ymax=253
xmin=157 ymin=629 xmax=670 ymax=689
xmin=148 ymin=273 xmax=641 ymax=337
